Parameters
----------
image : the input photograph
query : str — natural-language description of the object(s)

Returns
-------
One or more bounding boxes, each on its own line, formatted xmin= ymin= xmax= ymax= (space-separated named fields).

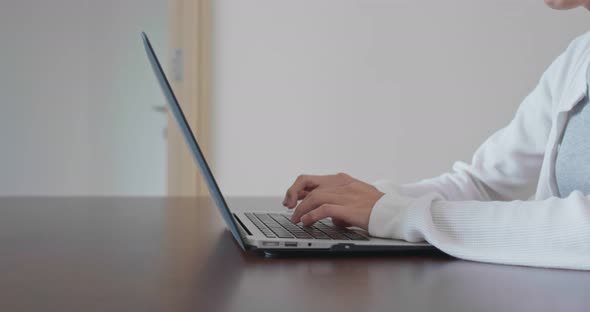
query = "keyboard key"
xmin=292 ymin=232 xmax=312 ymax=239
xmin=249 ymin=213 xmax=368 ymax=240
xmin=303 ymin=228 xmax=331 ymax=239
xmin=342 ymin=231 xmax=369 ymax=241
xmin=269 ymin=228 xmax=293 ymax=237
xmin=275 ymin=232 xmax=295 ymax=238
xmin=323 ymin=232 xmax=350 ymax=240
xmin=246 ymin=213 xmax=278 ymax=238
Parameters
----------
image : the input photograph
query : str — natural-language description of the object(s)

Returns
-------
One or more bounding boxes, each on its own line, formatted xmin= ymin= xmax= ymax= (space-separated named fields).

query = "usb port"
xmin=284 ymin=242 xmax=297 ymax=247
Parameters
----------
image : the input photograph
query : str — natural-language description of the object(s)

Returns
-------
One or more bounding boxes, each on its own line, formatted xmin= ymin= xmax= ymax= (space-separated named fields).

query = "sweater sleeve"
xmin=368 ymin=190 xmax=590 ymax=270
xmin=374 ymin=34 xmax=585 ymax=202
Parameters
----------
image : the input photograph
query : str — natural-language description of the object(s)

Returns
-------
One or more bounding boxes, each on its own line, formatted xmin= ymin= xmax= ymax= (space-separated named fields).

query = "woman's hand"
xmin=282 ymin=173 xmax=384 ymax=230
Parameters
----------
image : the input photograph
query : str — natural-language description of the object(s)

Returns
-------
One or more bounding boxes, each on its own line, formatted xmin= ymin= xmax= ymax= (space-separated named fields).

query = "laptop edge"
xmin=141 ymin=32 xmax=434 ymax=254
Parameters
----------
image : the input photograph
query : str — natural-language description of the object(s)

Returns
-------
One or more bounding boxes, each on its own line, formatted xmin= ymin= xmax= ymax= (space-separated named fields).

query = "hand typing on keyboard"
xmin=244 ymin=213 xmax=369 ymax=240
xmin=283 ymin=173 xmax=384 ymax=231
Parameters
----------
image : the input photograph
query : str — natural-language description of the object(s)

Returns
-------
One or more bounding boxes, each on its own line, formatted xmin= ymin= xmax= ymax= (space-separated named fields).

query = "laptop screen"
xmin=141 ymin=32 xmax=246 ymax=250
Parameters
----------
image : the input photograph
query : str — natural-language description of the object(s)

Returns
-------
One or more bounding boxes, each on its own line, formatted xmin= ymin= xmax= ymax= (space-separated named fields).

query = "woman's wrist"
xmin=368 ymin=186 xmax=416 ymax=239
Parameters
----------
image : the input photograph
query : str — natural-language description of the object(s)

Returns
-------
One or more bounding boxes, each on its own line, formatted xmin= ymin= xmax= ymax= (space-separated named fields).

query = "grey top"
xmin=555 ymin=69 xmax=590 ymax=197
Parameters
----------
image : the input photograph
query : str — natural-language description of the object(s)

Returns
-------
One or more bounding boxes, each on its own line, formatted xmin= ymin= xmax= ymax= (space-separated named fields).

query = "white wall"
xmin=0 ymin=0 xmax=168 ymax=195
xmin=85 ymin=0 xmax=168 ymax=196
xmin=212 ymin=0 xmax=590 ymax=196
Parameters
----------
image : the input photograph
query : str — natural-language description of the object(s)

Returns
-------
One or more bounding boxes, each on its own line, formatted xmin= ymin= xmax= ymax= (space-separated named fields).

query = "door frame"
xmin=168 ymin=0 xmax=212 ymax=196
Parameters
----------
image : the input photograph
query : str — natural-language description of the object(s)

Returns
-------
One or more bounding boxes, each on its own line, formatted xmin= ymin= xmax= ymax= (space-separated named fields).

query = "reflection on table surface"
xmin=0 ymin=197 xmax=588 ymax=312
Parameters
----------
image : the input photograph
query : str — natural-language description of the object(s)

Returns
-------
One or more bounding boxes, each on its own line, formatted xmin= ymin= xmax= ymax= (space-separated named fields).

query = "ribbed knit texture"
xmin=369 ymin=185 xmax=590 ymax=270
xmin=367 ymin=30 xmax=590 ymax=271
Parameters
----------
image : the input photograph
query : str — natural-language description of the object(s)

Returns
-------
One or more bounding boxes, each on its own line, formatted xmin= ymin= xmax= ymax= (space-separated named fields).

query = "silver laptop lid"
xmin=141 ymin=32 xmax=246 ymax=250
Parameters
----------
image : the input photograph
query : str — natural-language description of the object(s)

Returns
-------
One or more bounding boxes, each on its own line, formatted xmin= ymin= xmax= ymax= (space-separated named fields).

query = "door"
xmin=86 ymin=0 xmax=169 ymax=196
xmin=167 ymin=0 xmax=212 ymax=197
xmin=0 ymin=0 xmax=168 ymax=195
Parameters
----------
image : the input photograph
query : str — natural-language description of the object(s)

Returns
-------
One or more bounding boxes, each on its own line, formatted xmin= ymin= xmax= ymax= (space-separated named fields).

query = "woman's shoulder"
xmin=540 ymin=30 xmax=590 ymax=98
xmin=560 ymin=30 xmax=590 ymax=64
xmin=540 ymin=30 xmax=590 ymax=114
xmin=522 ymin=31 xmax=590 ymax=117
xmin=567 ymin=30 xmax=590 ymax=50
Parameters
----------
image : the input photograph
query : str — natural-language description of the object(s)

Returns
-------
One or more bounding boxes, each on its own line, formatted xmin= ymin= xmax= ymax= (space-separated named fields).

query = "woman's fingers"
xmin=283 ymin=173 xmax=357 ymax=208
xmin=300 ymin=204 xmax=356 ymax=227
xmin=331 ymin=218 xmax=351 ymax=228
xmin=283 ymin=175 xmax=321 ymax=208
xmin=290 ymin=190 xmax=348 ymax=223
xmin=283 ymin=174 xmax=382 ymax=230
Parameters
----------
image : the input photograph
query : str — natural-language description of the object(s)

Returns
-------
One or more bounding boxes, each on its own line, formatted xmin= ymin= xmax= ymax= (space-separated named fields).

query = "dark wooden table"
xmin=1 ymin=197 xmax=589 ymax=312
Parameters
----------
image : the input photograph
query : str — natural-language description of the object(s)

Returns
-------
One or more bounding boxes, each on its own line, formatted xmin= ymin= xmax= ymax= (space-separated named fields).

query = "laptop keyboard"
xmin=244 ymin=212 xmax=368 ymax=241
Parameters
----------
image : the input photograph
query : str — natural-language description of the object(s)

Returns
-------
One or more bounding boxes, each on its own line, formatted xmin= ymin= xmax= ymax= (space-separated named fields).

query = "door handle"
xmin=153 ymin=105 xmax=168 ymax=139
xmin=152 ymin=105 xmax=168 ymax=114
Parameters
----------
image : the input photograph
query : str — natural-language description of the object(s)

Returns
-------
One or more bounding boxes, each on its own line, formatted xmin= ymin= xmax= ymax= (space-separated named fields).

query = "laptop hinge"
xmin=233 ymin=213 xmax=252 ymax=236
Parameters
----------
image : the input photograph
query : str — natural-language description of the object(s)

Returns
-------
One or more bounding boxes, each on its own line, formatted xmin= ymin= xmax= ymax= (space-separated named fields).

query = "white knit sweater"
xmin=368 ymin=31 xmax=590 ymax=270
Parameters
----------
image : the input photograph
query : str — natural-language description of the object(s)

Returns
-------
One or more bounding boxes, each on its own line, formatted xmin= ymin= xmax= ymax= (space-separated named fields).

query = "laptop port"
xmin=284 ymin=242 xmax=297 ymax=247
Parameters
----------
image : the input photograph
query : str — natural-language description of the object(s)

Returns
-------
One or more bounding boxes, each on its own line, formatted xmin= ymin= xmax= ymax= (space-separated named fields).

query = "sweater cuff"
xmin=368 ymin=190 xmax=415 ymax=239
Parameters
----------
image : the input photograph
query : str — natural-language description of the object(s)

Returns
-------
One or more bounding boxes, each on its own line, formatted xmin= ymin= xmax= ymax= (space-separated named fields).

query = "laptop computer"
xmin=141 ymin=32 xmax=432 ymax=255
